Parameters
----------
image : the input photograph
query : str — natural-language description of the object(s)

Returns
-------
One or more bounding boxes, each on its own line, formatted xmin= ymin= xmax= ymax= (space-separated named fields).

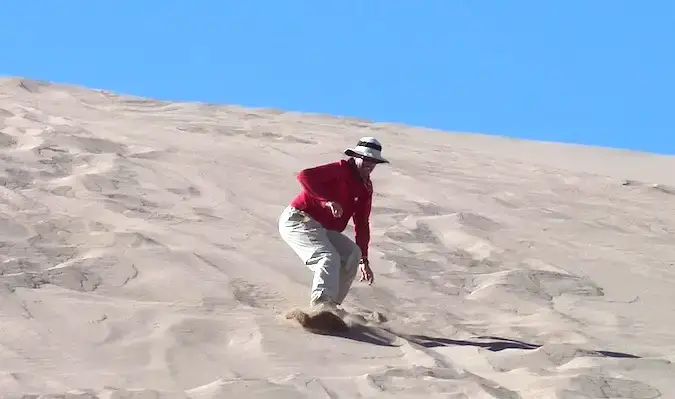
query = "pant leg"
xmin=325 ymin=230 xmax=362 ymax=305
xmin=278 ymin=206 xmax=342 ymax=306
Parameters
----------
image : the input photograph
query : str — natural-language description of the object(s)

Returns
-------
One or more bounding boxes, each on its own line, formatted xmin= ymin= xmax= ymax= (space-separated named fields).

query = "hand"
xmin=324 ymin=201 xmax=343 ymax=218
xmin=359 ymin=259 xmax=374 ymax=285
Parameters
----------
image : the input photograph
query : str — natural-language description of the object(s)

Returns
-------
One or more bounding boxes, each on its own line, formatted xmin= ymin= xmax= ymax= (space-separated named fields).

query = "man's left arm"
xmin=353 ymin=192 xmax=372 ymax=262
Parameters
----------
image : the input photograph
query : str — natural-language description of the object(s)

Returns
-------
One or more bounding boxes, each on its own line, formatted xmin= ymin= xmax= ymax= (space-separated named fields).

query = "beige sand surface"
xmin=1 ymin=77 xmax=674 ymax=398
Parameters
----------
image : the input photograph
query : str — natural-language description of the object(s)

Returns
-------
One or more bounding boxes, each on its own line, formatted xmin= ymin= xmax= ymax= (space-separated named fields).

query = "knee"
xmin=308 ymin=249 xmax=339 ymax=266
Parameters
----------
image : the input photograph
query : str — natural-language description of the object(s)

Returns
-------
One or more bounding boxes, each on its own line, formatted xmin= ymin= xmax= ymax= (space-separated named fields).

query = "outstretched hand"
xmin=359 ymin=259 xmax=374 ymax=285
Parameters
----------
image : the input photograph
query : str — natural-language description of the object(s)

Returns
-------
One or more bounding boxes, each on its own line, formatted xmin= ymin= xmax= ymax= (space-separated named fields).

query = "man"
xmin=278 ymin=136 xmax=389 ymax=313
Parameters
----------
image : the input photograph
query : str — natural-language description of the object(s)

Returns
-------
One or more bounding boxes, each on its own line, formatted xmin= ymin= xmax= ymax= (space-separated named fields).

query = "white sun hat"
xmin=344 ymin=136 xmax=389 ymax=164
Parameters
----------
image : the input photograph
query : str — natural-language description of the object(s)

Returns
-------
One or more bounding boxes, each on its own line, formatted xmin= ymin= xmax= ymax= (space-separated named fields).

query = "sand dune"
xmin=0 ymin=76 xmax=674 ymax=398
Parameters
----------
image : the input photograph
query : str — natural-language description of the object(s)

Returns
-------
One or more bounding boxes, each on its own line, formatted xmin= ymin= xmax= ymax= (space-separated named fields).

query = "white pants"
xmin=278 ymin=206 xmax=361 ymax=307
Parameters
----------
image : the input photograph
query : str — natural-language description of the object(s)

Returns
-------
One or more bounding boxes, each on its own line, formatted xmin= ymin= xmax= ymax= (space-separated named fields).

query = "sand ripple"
xmin=0 ymin=77 xmax=673 ymax=398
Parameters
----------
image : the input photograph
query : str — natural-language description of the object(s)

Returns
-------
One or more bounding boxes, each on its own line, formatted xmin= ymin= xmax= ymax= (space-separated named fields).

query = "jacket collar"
xmin=347 ymin=158 xmax=373 ymax=193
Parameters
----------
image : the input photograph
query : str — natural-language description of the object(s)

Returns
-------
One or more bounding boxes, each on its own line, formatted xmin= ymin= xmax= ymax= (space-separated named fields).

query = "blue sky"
xmin=1 ymin=1 xmax=673 ymax=155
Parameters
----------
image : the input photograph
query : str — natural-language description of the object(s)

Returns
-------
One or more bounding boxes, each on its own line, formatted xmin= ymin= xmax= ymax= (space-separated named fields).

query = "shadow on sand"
xmin=322 ymin=322 xmax=400 ymax=347
xmin=405 ymin=334 xmax=641 ymax=359
xmin=286 ymin=309 xmax=641 ymax=359
xmin=325 ymin=322 xmax=641 ymax=360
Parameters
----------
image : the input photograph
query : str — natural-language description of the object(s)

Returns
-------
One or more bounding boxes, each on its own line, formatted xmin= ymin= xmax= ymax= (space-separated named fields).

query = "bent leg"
xmin=278 ymin=206 xmax=342 ymax=306
xmin=326 ymin=230 xmax=362 ymax=305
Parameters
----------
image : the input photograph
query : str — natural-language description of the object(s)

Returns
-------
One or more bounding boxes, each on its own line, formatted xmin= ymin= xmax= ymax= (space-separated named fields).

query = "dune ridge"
xmin=0 ymin=76 xmax=674 ymax=398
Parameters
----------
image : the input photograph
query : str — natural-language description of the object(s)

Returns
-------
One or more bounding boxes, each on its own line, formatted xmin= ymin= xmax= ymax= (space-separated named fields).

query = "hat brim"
xmin=344 ymin=149 xmax=389 ymax=164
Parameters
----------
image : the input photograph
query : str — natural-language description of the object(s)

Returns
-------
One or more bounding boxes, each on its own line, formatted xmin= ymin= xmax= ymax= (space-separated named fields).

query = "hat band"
xmin=353 ymin=146 xmax=381 ymax=156
xmin=357 ymin=140 xmax=382 ymax=151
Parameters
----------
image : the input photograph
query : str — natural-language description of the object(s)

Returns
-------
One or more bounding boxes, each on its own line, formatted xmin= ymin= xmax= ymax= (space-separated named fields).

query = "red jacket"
xmin=290 ymin=158 xmax=373 ymax=259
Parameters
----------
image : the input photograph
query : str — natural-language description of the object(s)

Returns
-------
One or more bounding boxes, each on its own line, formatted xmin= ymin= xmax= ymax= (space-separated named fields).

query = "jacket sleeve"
xmin=296 ymin=161 xmax=341 ymax=203
xmin=353 ymin=192 xmax=372 ymax=260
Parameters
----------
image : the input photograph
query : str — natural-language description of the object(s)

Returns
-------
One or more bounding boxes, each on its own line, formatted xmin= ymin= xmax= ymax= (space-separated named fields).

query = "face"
xmin=354 ymin=157 xmax=377 ymax=177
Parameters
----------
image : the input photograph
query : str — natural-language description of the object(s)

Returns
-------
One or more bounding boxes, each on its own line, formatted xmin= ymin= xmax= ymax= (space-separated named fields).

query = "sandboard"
xmin=284 ymin=307 xmax=389 ymax=334
xmin=284 ymin=308 xmax=350 ymax=335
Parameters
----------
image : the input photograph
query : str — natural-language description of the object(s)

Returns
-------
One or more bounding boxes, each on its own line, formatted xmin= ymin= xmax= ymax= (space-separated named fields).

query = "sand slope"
xmin=0 ymin=77 xmax=674 ymax=398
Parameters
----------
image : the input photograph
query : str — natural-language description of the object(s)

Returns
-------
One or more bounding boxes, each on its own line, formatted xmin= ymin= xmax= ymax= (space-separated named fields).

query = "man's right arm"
xmin=296 ymin=161 xmax=341 ymax=204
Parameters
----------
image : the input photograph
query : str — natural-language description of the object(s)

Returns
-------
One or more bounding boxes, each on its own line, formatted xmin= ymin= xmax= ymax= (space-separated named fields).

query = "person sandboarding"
xmin=278 ymin=137 xmax=389 ymax=333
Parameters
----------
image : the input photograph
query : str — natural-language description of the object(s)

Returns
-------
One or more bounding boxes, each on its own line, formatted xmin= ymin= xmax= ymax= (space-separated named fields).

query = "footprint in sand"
xmin=192 ymin=206 xmax=223 ymax=221
xmin=17 ymin=78 xmax=51 ymax=93
xmin=383 ymin=210 xmax=502 ymax=266
xmin=103 ymin=193 xmax=160 ymax=213
xmin=167 ymin=185 xmax=202 ymax=199
xmin=0 ymin=213 xmax=154 ymax=279
xmin=247 ymin=130 xmax=316 ymax=144
xmin=61 ymin=135 xmax=128 ymax=155
xmin=0 ymin=256 xmax=140 ymax=293
xmin=32 ymin=124 xmax=128 ymax=155
xmin=652 ymin=184 xmax=675 ymax=195
xmin=363 ymin=365 xmax=520 ymax=398
xmin=562 ymin=374 xmax=661 ymax=399
xmin=229 ymin=277 xmax=287 ymax=310
xmin=0 ymin=131 xmax=15 ymax=148
xmin=176 ymin=123 xmax=213 ymax=135
xmin=0 ymin=108 xmax=13 ymax=118
xmin=79 ymin=173 xmax=120 ymax=193
xmin=466 ymin=268 xmax=604 ymax=307
xmin=48 ymin=256 xmax=139 ymax=292
xmin=384 ymin=223 xmax=443 ymax=246
xmin=0 ymin=164 xmax=34 ymax=191
xmin=0 ymin=215 xmax=32 ymax=241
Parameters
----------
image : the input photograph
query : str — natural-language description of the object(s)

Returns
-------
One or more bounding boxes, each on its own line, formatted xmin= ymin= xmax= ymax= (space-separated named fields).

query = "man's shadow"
xmin=332 ymin=322 xmax=640 ymax=360
xmin=405 ymin=334 xmax=640 ymax=359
